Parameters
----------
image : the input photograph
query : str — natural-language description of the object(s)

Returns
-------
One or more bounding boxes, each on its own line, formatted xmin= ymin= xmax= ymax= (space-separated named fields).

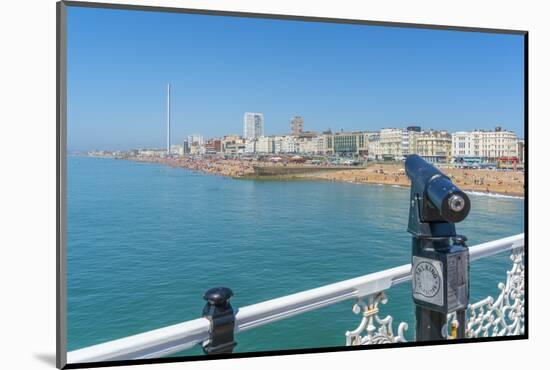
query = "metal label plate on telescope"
xmin=412 ymin=257 xmax=444 ymax=306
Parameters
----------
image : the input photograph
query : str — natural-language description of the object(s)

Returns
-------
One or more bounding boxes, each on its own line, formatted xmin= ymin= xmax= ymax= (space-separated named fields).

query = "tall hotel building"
xmin=290 ymin=116 xmax=304 ymax=135
xmin=243 ymin=112 xmax=264 ymax=139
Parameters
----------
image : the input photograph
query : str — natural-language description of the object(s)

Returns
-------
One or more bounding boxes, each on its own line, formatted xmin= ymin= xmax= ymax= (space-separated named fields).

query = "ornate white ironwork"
xmin=462 ymin=247 xmax=525 ymax=338
xmin=345 ymin=292 xmax=408 ymax=345
xmin=347 ymin=247 xmax=525 ymax=345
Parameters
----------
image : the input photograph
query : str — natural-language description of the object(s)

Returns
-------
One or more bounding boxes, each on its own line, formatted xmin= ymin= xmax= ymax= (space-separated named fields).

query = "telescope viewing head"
xmin=405 ymin=154 xmax=470 ymax=237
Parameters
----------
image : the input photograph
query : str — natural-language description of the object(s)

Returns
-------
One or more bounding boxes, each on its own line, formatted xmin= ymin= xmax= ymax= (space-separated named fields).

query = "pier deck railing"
xmin=68 ymin=234 xmax=525 ymax=364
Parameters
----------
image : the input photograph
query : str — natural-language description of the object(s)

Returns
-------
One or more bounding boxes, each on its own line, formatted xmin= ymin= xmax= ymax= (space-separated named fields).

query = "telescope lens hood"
xmin=426 ymin=176 xmax=470 ymax=223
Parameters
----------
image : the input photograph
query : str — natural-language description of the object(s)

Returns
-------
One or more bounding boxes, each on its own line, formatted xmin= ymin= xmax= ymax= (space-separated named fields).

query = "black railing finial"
xmin=202 ymin=287 xmax=237 ymax=355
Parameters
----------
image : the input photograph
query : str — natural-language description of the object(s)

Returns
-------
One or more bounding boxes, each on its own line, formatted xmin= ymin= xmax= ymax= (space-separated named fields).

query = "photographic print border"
xmin=56 ymin=1 xmax=529 ymax=368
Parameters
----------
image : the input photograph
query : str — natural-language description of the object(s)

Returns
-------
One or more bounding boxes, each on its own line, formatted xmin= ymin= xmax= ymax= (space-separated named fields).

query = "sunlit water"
xmin=67 ymin=157 xmax=524 ymax=354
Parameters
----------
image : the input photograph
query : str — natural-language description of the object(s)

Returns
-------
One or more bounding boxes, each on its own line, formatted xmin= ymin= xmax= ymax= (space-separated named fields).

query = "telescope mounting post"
xmin=405 ymin=155 xmax=471 ymax=341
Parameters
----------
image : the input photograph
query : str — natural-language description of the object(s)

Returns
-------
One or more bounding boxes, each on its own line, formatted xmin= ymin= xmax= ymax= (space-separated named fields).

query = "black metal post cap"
xmin=452 ymin=235 xmax=468 ymax=245
xmin=203 ymin=287 xmax=233 ymax=306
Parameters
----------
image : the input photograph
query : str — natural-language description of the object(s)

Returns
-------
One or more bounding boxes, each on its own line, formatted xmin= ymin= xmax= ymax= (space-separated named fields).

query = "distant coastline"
xmin=72 ymin=154 xmax=525 ymax=197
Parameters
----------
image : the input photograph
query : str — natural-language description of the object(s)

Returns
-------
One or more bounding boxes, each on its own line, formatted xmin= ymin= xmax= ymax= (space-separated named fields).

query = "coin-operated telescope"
xmin=405 ymin=154 xmax=471 ymax=341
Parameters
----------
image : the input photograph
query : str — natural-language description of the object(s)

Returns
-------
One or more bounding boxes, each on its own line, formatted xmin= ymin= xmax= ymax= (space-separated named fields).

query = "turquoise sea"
xmin=67 ymin=156 xmax=524 ymax=354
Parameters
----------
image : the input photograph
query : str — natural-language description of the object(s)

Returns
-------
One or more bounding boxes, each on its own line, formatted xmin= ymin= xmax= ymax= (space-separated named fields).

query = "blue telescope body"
xmin=405 ymin=154 xmax=470 ymax=237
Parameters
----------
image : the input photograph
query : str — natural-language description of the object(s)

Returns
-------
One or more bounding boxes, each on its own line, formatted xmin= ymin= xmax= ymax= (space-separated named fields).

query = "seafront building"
xmin=243 ymin=134 xmax=326 ymax=155
xmin=415 ymin=130 xmax=452 ymax=163
xmin=452 ymin=131 xmax=480 ymax=159
xmin=372 ymin=127 xmax=451 ymax=163
xmin=158 ymin=112 xmax=519 ymax=164
xmin=187 ymin=134 xmax=204 ymax=146
xmin=170 ymin=144 xmax=184 ymax=156
xmin=281 ymin=135 xmax=298 ymax=153
xmin=451 ymin=127 xmax=519 ymax=163
xmin=244 ymin=139 xmax=256 ymax=154
xmin=379 ymin=128 xmax=404 ymax=160
xmin=297 ymin=133 xmax=324 ymax=154
xmin=256 ymin=136 xmax=274 ymax=153
xmin=324 ymin=131 xmax=369 ymax=156
xmin=183 ymin=134 xmax=205 ymax=155
xmin=243 ymin=112 xmax=264 ymax=139
xmin=366 ymin=132 xmax=381 ymax=160
xmin=402 ymin=126 xmax=421 ymax=157
xmin=375 ymin=126 xmax=422 ymax=161
xmin=204 ymin=139 xmax=222 ymax=154
xmin=480 ymin=127 xmax=518 ymax=161
xmin=137 ymin=148 xmax=167 ymax=157
xmin=222 ymin=134 xmax=246 ymax=155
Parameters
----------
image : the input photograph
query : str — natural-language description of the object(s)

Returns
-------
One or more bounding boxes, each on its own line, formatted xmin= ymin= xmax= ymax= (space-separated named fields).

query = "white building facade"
xmin=367 ymin=132 xmax=381 ymax=160
xmin=281 ymin=135 xmax=298 ymax=153
xmin=297 ymin=136 xmax=325 ymax=154
xmin=379 ymin=128 xmax=403 ymax=160
xmin=452 ymin=127 xmax=518 ymax=162
xmin=187 ymin=134 xmax=204 ymax=146
xmin=256 ymin=136 xmax=274 ymax=153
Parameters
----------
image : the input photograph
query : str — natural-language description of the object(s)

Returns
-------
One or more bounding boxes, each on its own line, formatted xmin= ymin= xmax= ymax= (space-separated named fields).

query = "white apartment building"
xmin=402 ymin=126 xmax=421 ymax=157
xmin=243 ymin=112 xmax=264 ymax=139
xmin=256 ymin=136 xmax=274 ymax=153
xmin=314 ymin=135 xmax=326 ymax=154
xmin=280 ymin=135 xmax=298 ymax=153
xmin=187 ymin=134 xmax=204 ymax=146
xmin=452 ymin=131 xmax=480 ymax=158
xmin=244 ymin=139 xmax=256 ymax=154
xmin=480 ymin=128 xmax=518 ymax=160
xmin=245 ymin=135 xmax=301 ymax=154
xmin=367 ymin=132 xmax=381 ymax=160
xmin=452 ymin=127 xmax=518 ymax=162
xmin=271 ymin=136 xmax=283 ymax=154
xmin=189 ymin=143 xmax=205 ymax=155
xmin=170 ymin=144 xmax=184 ymax=156
xmin=297 ymin=135 xmax=325 ymax=154
xmin=138 ymin=149 xmax=166 ymax=157
xmin=379 ymin=128 xmax=403 ymax=160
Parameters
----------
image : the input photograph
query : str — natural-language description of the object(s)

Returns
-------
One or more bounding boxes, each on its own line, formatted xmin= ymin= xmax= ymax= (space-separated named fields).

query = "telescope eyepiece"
xmin=448 ymin=194 xmax=466 ymax=212
xmin=426 ymin=177 xmax=470 ymax=223
xmin=406 ymin=155 xmax=471 ymax=224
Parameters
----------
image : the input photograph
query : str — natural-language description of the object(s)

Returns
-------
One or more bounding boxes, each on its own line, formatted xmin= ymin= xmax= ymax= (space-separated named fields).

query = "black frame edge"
xmin=62 ymin=335 xmax=528 ymax=369
xmin=57 ymin=1 xmax=68 ymax=369
xmin=62 ymin=0 xmax=527 ymax=35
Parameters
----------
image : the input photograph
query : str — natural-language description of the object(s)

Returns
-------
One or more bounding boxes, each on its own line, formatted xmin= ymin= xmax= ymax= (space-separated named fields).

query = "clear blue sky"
xmin=67 ymin=6 xmax=525 ymax=151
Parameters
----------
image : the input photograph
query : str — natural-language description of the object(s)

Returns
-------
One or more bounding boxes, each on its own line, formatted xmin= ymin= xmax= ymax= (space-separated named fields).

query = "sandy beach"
xmin=128 ymin=156 xmax=524 ymax=197
xmin=307 ymin=164 xmax=524 ymax=197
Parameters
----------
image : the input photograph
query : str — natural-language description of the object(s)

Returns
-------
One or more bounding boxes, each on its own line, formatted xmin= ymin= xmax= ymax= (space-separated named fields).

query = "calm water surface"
xmin=67 ymin=157 xmax=524 ymax=354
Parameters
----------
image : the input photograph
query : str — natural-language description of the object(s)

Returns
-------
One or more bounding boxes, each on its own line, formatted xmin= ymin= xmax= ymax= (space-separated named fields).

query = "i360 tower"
xmin=166 ymin=83 xmax=171 ymax=155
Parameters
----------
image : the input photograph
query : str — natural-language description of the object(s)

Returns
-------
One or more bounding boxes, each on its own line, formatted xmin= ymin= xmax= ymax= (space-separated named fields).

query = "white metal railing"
xmin=67 ymin=233 xmax=524 ymax=364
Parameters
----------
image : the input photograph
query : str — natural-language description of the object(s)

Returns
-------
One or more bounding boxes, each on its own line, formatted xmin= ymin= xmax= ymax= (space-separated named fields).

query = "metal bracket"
xmin=202 ymin=287 xmax=237 ymax=355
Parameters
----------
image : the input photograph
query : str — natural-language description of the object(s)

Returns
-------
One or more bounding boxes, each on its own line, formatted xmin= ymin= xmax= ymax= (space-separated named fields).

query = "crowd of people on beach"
xmin=315 ymin=165 xmax=524 ymax=196
xmin=130 ymin=156 xmax=524 ymax=197
xmin=134 ymin=156 xmax=256 ymax=177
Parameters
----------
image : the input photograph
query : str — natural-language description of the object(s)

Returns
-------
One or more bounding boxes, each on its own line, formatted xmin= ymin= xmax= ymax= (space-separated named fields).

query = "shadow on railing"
xmin=67 ymin=234 xmax=524 ymax=364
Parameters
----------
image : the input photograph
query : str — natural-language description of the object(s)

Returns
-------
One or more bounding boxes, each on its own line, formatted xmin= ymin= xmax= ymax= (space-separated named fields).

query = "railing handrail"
xmin=68 ymin=233 xmax=524 ymax=364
